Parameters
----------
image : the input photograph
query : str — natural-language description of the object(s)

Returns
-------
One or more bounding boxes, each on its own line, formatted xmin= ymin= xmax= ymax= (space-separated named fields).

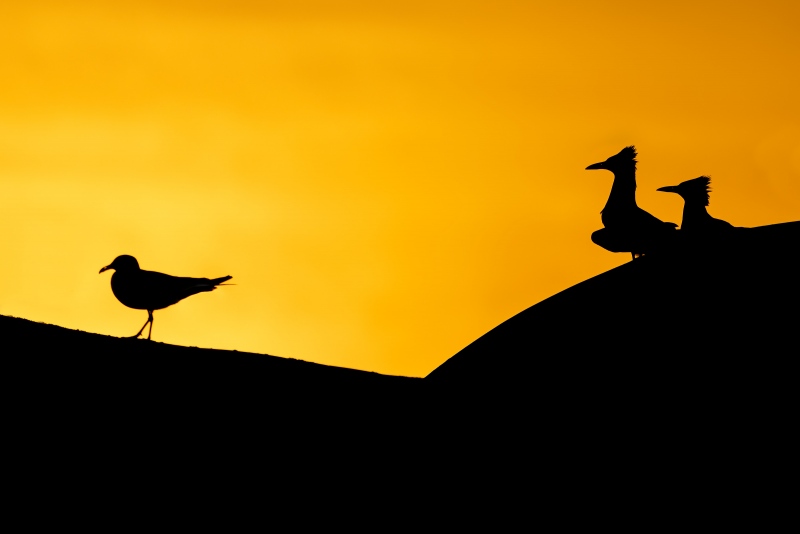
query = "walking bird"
xmin=99 ymin=255 xmax=232 ymax=340
xmin=586 ymin=146 xmax=677 ymax=259
xmin=657 ymin=176 xmax=734 ymax=234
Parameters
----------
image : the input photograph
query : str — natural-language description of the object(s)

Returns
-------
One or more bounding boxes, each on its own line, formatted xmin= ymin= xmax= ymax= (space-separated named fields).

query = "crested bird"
xmin=657 ymin=176 xmax=734 ymax=234
xmin=586 ymin=146 xmax=677 ymax=259
xmin=99 ymin=255 xmax=232 ymax=340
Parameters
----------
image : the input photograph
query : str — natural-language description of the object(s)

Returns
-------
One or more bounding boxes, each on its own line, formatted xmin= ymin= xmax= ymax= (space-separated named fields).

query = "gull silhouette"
xmin=99 ymin=255 xmax=232 ymax=340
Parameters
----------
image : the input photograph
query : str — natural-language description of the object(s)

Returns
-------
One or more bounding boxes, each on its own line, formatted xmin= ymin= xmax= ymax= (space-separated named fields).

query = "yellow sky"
xmin=1 ymin=1 xmax=798 ymax=376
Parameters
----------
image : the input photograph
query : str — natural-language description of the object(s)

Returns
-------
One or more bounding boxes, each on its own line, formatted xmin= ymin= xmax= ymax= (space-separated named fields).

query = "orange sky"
xmin=2 ymin=1 xmax=798 ymax=376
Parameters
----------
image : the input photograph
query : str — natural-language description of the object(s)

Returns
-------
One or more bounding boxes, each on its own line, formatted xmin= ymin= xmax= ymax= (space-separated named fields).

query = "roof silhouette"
xmin=419 ymin=221 xmax=800 ymax=512
xmin=99 ymin=254 xmax=232 ymax=340
xmin=586 ymin=146 xmax=678 ymax=259
xmin=657 ymin=176 xmax=735 ymax=234
xmin=427 ymin=221 xmax=800 ymax=390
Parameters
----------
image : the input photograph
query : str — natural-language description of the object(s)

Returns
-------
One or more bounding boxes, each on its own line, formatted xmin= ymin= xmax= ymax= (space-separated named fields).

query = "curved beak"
xmin=99 ymin=265 xmax=111 ymax=274
xmin=585 ymin=161 xmax=606 ymax=170
xmin=657 ymin=185 xmax=678 ymax=193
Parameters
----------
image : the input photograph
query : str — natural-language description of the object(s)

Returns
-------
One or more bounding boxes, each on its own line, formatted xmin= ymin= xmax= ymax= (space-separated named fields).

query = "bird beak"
xmin=657 ymin=185 xmax=678 ymax=193
xmin=99 ymin=265 xmax=111 ymax=274
xmin=585 ymin=161 xmax=606 ymax=170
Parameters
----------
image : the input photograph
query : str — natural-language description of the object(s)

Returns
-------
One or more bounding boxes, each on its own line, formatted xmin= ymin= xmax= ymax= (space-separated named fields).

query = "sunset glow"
xmin=2 ymin=1 xmax=798 ymax=376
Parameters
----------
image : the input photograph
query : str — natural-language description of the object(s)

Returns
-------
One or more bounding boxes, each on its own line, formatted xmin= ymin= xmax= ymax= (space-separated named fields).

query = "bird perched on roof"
xmin=586 ymin=146 xmax=677 ymax=259
xmin=657 ymin=176 xmax=735 ymax=235
xmin=99 ymin=255 xmax=232 ymax=340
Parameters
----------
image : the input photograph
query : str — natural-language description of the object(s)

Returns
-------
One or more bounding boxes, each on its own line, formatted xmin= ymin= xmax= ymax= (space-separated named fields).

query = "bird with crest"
xmin=657 ymin=176 xmax=735 ymax=235
xmin=585 ymin=146 xmax=678 ymax=259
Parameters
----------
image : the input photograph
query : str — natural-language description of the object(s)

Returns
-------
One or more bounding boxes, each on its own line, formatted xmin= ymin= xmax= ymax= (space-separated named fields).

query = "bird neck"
xmin=602 ymin=167 xmax=638 ymax=214
xmin=681 ymin=199 xmax=712 ymax=230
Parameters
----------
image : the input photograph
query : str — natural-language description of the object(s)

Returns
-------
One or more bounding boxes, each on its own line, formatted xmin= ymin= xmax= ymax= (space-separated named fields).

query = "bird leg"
xmin=146 ymin=310 xmax=154 ymax=340
xmin=132 ymin=310 xmax=154 ymax=339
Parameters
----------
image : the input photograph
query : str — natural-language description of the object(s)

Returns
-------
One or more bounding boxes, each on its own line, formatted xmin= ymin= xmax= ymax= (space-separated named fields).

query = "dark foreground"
xmin=5 ymin=221 xmax=799 ymax=521
xmin=4 ymin=314 xmax=423 ymax=446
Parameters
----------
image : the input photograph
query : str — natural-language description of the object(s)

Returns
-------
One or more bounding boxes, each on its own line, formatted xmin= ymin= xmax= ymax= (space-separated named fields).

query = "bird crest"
xmin=680 ymin=176 xmax=712 ymax=206
xmin=608 ymin=145 xmax=637 ymax=169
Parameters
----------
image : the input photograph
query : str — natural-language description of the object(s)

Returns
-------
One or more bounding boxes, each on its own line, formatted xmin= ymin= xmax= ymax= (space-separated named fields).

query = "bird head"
xmin=99 ymin=255 xmax=140 ymax=274
xmin=657 ymin=176 xmax=711 ymax=206
xmin=586 ymin=146 xmax=637 ymax=173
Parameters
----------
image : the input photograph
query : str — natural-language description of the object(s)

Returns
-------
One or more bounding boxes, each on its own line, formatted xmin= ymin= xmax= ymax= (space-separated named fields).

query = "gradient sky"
xmin=2 ymin=1 xmax=798 ymax=377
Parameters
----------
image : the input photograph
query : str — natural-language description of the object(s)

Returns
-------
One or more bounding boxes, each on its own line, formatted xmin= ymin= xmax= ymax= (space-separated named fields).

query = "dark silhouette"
xmin=657 ymin=176 xmax=735 ymax=234
xmin=586 ymin=146 xmax=677 ymax=259
xmin=1 ymin=312 xmax=422 ymax=497
xmin=423 ymin=220 xmax=800 ymax=512
xmin=99 ymin=254 xmax=232 ymax=340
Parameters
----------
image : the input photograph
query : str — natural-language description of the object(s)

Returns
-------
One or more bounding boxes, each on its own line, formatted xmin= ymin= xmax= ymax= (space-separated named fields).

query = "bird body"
xmin=99 ymin=255 xmax=232 ymax=340
xmin=586 ymin=146 xmax=677 ymax=258
xmin=657 ymin=176 xmax=734 ymax=234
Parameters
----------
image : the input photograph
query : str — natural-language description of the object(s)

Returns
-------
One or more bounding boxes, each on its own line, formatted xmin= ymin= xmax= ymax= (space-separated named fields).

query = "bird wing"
xmin=112 ymin=270 xmax=230 ymax=310
xmin=634 ymin=207 xmax=678 ymax=231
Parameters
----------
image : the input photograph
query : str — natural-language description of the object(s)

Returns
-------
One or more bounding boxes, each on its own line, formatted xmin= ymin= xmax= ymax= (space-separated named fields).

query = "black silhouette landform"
xmin=587 ymin=146 xmax=678 ymax=259
xmin=4 ymin=314 xmax=418 ymax=405
xmin=4 ymin=313 xmax=422 ymax=458
xmin=426 ymin=220 xmax=800 ymax=492
xmin=99 ymin=254 xmax=232 ymax=340
xmin=428 ymin=220 xmax=800 ymax=386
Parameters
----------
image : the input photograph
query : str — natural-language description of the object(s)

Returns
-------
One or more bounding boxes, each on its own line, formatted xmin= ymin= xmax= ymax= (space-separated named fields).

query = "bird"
xmin=99 ymin=255 xmax=232 ymax=340
xmin=586 ymin=146 xmax=677 ymax=259
xmin=657 ymin=176 xmax=735 ymax=234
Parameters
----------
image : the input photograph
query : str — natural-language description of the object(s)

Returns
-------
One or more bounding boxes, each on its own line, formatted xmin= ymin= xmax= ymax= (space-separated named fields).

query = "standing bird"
xmin=99 ymin=255 xmax=232 ymax=340
xmin=586 ymin=146 xmax=677 ymax=259
xmin=657 ymin=176 xmax=734 ymax=234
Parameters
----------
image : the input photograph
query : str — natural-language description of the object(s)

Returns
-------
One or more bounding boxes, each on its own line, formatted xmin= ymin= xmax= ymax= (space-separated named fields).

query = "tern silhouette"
xmin=99 ymin=255 xmax=232 ymax=340
xmin=657 ymin=176 xmax=735 ymax=234
xmin=586 ymin=146 xmax=678 ymax=259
